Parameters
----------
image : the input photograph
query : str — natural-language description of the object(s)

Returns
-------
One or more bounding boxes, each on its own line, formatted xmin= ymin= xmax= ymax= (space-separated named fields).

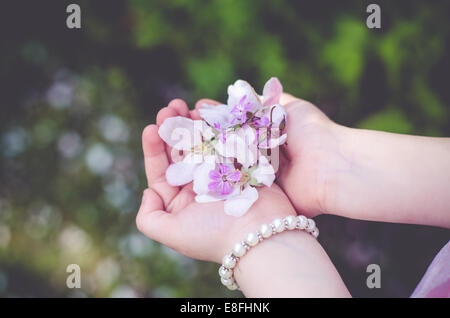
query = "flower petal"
xmin=193 ymin=160 xmax=216 ymax=194
xmin=227 ymin=80 xmax=261 ymax=113
xmin=227 ymin=170 xmax=242 ymax=182
xmin=182 ymin=152 xmax=203 ymax=165
xmin=199 ymin=104 xmax=234 ymax=128
xmin=195 ymin=193 xmax=223 ymax=203
xmin=215 ymin=131 xmax=256 ymax=168
xmin=209 ymin=170 xmax=221 ymax=181
xmin=202 ymin=125 xmax=215 ymax=140
xmin=239 ymin=124 xmax=256 ymax=144
xmin=195 ymin=186 xmax=239 ymax=203
xmin=224 ymin=186 xmax=259 ymax=217
xmin=221 ymin=182 xmax=232 ymax=195
xmin=219 ymin=164 xmax=230 ymax=175
xmin=252 ymin=155 xmax=275 ymax=187
xmin=262 ymin=77 xmax=283 ymax=107
xmin=158 ymin=116 xmax=199 ymax=150
xmin=208 ymin=181 xmax=222 ymax=193
xmin=269 ymin=104 xmax=287 ymax=128
xmin=165 ymin=160 xmax=197 ymax=186
xmin=258 ymin=133 xmax=287 ymax=149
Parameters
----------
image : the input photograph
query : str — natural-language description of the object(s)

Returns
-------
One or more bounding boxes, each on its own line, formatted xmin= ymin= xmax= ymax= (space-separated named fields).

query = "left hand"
xmin=136 ymin=99 xmax=297 ymax=263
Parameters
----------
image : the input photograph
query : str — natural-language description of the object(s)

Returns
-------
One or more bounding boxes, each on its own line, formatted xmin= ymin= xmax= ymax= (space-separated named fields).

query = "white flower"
xmin=200 ymin=77 xmax=287 ymax=151
xmin=195 ymin=184 xmax=259 ymax=217
xmin=251 ymin=155 xmax=275 ymax=187
xmin=260 ymin=77 xmax=283 ymax=107
xmin=192 ymin=155 xmax=275 ymax=217
xmin=158 ymin=116 xmax=213 ymax=151
xmin=199 ymin=104 xmax=234 ymax=128
xmin=194 ymin=162 xmax=260 ymax=217
xmin=223 ymin=186 xmax=259 ymax=217
xmin=158 ymin=116 xmax=216 ymax=186
xmin=157 ymin=78 xmax=286 ymax=217
xmin=200 ymin=77 xmax=283 ymax=126
xmin=214 ymin=125 xmax=258 ymax=169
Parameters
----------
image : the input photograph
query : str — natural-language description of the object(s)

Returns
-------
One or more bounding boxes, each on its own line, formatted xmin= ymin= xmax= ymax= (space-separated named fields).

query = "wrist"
xmin=323 ymin=124 xmax=391 ymax=220
xmin=310 ymin=121 xmax=356 ymax=216
xmin=233 ymin=229 xmax=314 ymax=278
xmin=218 ymin=209 xmax=297 ymax=264
xmin=219 ymin=214 xmax=319 ymax=292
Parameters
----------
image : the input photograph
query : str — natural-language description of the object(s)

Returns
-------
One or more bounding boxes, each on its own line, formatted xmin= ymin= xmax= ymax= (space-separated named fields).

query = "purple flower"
xmin=208 ymin=164 xmax=241 ymax=195
xmin=214 ymin=122 xmax=227 ymax=143
xmin=253 ymin=116 xmax=270 ymax=128
xmin=231 ymin=95 xmax=252 ymax=124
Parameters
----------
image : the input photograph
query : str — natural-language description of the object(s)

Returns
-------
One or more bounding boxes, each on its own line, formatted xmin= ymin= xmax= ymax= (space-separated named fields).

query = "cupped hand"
xmin=193 ymin=93 xmax=345 ymax=217
xmin=136 ymin=99 xmax=297 ymax=263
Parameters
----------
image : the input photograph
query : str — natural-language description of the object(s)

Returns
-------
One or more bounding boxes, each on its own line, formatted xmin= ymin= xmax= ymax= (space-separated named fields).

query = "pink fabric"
xmin=411 ymin=240 xmax=450 ymax=298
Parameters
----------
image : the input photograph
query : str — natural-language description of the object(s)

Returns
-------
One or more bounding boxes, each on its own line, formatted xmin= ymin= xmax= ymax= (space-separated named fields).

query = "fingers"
xmin=142 ymin=124 xmax=179 ymax=207
xmin=136 ymin=188 xmax=178 ymax=247
xmin=146 ymin=99 xmax=190 ymax=207
xmin=156 ymin=106 xmax=178 ymax=126
xmin=191 ymin=98 xmax=221 ymax=119
xmin=190 ymin=109 xmax=201 ymax=120
xmin=156 ymin=106 xmax=179 ymax=164
xmin=167 ymin=99 xmax=190 ymax=117
xmin=194 ymin=98 xmax=221 ymax=110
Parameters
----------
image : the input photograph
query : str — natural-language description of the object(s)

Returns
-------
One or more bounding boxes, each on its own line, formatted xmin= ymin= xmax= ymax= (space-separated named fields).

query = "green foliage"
xmin=377 ymin=19 xmax=444 ymax=87
xmin=1 ymin=0 xmax=449 ymax=298
xmin=321 ymin=17 xmax=370 ymax=87
xmin=187 ymin=54 xmax=234 ymax=98
xmin=358 ymin=107 xmax=413 ymax=134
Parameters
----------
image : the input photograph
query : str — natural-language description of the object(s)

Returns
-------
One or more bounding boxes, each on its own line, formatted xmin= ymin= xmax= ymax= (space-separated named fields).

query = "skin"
xmin=137 ymin=99 xmax=350 ymax=297
xmin=137 ymin=93 xmax=450 ymax=297
xmin=193 ymin=94 xmax=450 ymax=228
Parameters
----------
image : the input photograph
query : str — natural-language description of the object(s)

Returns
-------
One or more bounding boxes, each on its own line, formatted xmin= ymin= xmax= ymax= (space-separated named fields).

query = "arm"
xmin=330 ymin=125 xmax=450 ymax=227
xmin=194 ymin=94 xmax=450 ymax=228
xmin=233 ymin=229 xmax=350 ymax=297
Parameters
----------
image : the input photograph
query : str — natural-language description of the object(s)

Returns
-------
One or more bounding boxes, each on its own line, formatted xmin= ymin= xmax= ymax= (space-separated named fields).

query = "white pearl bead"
xmin=246 ymin=232 xmax=259 ymax=246
xmin=272 ymin=218 xmax=285 ymax=233
xmin=306 ymin=219 xmax=316 ymax=232
xmin=285 ymin=215 xmax=297 ymax=230
xmin=219 ymin=266 xmax=232 ymax=279
xmin=221 ymin=277 xmax=233 ymax=286
xmin=297 ymin=215 xmax=308 ymax=229
xmin=232 ymin=242 xmax=246 ymax=257
xmin=222 ymin=254 xmax=236 ymax=269
xmin=227 ymin=282 xmax=239 ymax=290
xmin=311 ymin=227 xmax=319 ymax=238
xmin=260 ymin=223 xmax=272 ymax=238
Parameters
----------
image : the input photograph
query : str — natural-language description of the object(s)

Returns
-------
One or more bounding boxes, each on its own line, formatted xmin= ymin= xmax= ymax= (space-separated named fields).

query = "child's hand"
xmin=136 ymin=99 xmax=297 ymax=263
xmin=270 ymin=94 xmax=343 ymax=217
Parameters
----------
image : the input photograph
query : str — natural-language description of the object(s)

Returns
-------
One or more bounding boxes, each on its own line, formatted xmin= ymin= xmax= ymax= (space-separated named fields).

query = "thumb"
xmin=136 ymin=189 xmax=178 ymax=247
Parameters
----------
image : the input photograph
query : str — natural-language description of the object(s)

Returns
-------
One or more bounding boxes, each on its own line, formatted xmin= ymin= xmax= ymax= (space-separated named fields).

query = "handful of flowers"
xmin=158 ymin=78 xmax=287 ymax=216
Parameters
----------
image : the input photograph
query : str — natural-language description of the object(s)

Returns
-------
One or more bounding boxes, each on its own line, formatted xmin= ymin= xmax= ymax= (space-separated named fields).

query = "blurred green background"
xmin=0 ymin=0 xmax=449 ymax=297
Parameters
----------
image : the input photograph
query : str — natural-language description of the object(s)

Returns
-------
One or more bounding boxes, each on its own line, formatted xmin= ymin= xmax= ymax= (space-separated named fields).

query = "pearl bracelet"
xmin=218 ymin=215 xmax=319 ymax=290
